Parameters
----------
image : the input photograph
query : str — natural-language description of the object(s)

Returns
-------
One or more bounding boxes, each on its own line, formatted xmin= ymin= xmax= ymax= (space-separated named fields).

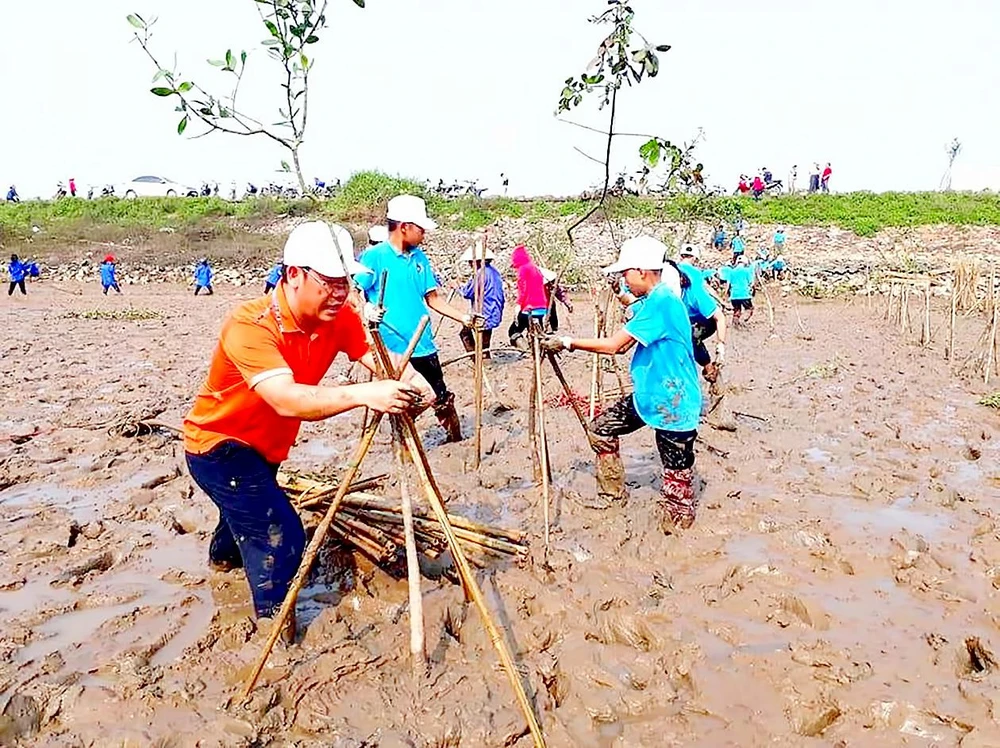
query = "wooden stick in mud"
xmin=545 ymin=351 xmax=590 ymax=435
xmin=439 ymin=347 xmax=525 ymax=368
xmin=588 ymin=290 xmax=601 ymax=419
xmin=392 ymin=419 xmax=425 ymax=676
xmin=368 ymin=330 xmax=546 ymax=747
xmin=529 ymin=322 xmax=552 ymax=550
xmin=949 ymin=283 xmax=957 ymax=361
xmin=922 ymin=287 xmax=931 ymax=347
xmin=473 ymin=234 xmax=486 ymax=470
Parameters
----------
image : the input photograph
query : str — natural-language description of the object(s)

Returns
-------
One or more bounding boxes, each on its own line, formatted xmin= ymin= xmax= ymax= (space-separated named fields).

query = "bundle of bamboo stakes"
xmin=278 ymin=472 xmax=528 ymax=569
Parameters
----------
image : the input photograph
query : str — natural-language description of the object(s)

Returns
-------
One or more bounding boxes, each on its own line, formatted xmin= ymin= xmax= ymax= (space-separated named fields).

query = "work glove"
xmin=462 ymin=313 xmax=486 ymax=331
xmin=539 ymin=335 xmax=571 ymax=353
xmin=715 ymin=341 xmax=726 ymax=365
xmin=363 ymin=303 xmax=385 ymax=325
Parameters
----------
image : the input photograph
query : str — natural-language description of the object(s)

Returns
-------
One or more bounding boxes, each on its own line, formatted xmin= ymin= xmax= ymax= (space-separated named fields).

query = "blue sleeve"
xmin=355 ymin=251 xmax=377 ymax=296
xmin=624 ymin=296 xmax=668 ymax=346
xmin=461 ymin=277 xmax=474 ymax=300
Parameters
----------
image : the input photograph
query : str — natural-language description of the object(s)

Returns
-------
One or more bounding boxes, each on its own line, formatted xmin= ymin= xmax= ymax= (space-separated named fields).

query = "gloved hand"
xmin=715 ymin=341 xmax=726 ymax=365
xmin=363 ymin=302 xmax=385 ymax=325
xmin=540 ymin=335 xmax=571 ymax=353
xmin=462 ymin=313 xmax=486 ymax=330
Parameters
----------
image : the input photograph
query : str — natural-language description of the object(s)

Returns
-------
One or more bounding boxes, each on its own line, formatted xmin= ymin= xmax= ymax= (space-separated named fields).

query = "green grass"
xmin=3 ymin=171 xmax=1000 ymax=247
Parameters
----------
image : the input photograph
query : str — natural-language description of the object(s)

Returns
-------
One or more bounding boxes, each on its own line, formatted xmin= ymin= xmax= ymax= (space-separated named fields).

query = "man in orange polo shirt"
xmin=183 ymin=221 xmax=430 ymax=636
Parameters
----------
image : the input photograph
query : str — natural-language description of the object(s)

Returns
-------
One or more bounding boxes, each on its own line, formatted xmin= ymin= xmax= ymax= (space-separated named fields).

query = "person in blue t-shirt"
xmin=730 ymin=234 xmax=746 ymax=264
xmin=459 ymin=242 xmax=505 ymax=358
xmin=771 ymin=253 xmax=788 ymax=280
xmin=355 ymin=195 xmax=480 ymax=443
xmin=677 ymin=245 xmax=728 ymax=381
xmin=712 ymin=224 xmax=726 ymax=250
xmin=264 ymin=261 xmax=282 ymax=294
xmin=100 ymin=254 xmax=122 ymax=294
xmin=194 ymin=258 xmax=214 ymax=295
xmin=7 ymin=254 xmax=28 ymax=296
xmin=718 ymin=256 xmax=756 ymax=325
xmin=542 ymin=236 xmax=702 ymax=532
xmin=773 ymin=227 xmax=786 ymax=253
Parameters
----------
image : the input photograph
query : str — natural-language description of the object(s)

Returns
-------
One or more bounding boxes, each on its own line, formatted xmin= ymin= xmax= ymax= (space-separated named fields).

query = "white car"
xmin=122 ymin=175 xmax=196 ymax=198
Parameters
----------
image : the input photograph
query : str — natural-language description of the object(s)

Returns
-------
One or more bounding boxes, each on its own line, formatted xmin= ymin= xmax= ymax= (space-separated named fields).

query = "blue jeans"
xmin=185 ymin=441 xmax=305 ymax=618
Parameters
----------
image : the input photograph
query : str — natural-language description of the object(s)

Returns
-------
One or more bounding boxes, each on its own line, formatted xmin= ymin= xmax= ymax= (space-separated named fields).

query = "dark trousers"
xmin=194 ymin=284 xmax=214 ymax=295
xmin=7 ymin=280 xmax=26 ymax=296
xmin=459 ymin=327 xmax=493 ymax=355
xmin=409 ymin=353 xmax=451 ymax=402
xmin=102 ymin=282 xmax=121 ymax=295
xmin=185 ymin=441 xmax=305 ymax=618
xmin=264 ymin=282 xmax=276 ymax=294
xmin=691 ymin=317 xmax=718 ymax=367
xmin=591 ymin=396 xmax=696 ymax=470
xmin=508 ymin=308 xmax=557 ymax=343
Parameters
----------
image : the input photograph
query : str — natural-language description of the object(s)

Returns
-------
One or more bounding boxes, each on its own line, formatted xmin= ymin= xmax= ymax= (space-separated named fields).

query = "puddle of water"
xmin=842 ymin=496 xmax=948 ymax=538
xmin=803 ymin=447 xmax=833 ymax=464
xmin=725 ymin=536 xmax=771 ymax=564
xmin=0 ymin=483 xmax=103 ymax=520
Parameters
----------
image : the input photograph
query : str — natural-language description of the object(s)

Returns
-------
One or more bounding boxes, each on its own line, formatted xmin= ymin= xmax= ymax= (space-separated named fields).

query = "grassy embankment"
xmin=1 ymin=171 xmax=999 ymax=261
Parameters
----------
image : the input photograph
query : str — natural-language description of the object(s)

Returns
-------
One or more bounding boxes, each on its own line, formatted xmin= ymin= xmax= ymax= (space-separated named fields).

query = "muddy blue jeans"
xmin=186 ymin=441 xmax=305 ymax=618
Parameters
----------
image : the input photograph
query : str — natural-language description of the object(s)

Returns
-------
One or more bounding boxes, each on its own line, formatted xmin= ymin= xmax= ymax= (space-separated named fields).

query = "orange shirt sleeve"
xmin=220 ymin=317 xmax=292 ymax=388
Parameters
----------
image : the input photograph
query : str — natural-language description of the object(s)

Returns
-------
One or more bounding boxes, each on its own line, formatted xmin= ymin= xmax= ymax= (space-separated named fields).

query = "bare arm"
xmin=565 ymin=328 xmax=636 ymax=356
xmin=711 ymin=306 xmax=728 ymax=345
xmin=254 ymin=373 xmax=419 ymax=420
xmin=425 ymin=288 xmax=470 ymax=324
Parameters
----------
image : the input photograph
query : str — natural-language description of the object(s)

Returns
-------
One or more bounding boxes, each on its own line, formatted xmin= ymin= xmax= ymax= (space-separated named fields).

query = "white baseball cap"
xmin=602 ymin=236 xmax=668 ymax=274
xmin=283 ymin=221 xmax=370 ymax=278
xmin=679 ymin=243 xmax=700 ymax=259
xmin=368 ymin=225 xmax=389 ymax=244
xmin=387 ymin=195 xmax=438 ymax=231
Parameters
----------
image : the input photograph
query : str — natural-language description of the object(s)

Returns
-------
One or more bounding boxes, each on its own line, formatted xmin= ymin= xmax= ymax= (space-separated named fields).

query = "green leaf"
xmin=655 ymin=44 xmax=671 ymax=52
xmin=150 ymin=87 xmax=174 ymax=97
xmin=177 ymin=115 xmax=188 ymax=135
xmin=305 ymin=34 xmax=319 ymax=43
xmin=177 ymin=81 xmax=193 ymax=93
xmin=262 ymin=39 xmax=281 ymax=46
xmin=199 ymin=107 xmax=214 ymax=116
xmin=241 ymin=50 xmax=247 ymax=65
xmin=126 ymin=13 xmax=145 ymax=28
xmin=264 ymin=19 xmax=280 ymax=38
xmin=300 ymin=53 xmax=309 ymax=69
xmin=208 ymin=58 xmax=226 ymax=66
xmin=280 ymin=160 xmax=291 ymax=171
xmin=353 ymin=0 xmax=365 ymax=6
xmin=225 ymin=49 xmax=234 ymax=68
xmin=639 ymin=138 xmax=661 ymax=167
xmin=152 ymin=70 xmax=164 ymax=83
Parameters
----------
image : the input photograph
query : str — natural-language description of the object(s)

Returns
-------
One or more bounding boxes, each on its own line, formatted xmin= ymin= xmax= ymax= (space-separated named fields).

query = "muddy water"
xmin=2 ymin=283 xmax=1000 ymax=746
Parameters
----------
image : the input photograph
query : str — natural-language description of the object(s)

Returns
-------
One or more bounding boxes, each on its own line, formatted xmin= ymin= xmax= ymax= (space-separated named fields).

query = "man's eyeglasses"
xmin=302 ymin=267 xmax=341 ymax=293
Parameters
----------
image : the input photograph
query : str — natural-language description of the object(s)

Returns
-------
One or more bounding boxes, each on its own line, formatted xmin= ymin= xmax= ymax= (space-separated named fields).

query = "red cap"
xmin=104 ymin=254 xmax=116 ymax=263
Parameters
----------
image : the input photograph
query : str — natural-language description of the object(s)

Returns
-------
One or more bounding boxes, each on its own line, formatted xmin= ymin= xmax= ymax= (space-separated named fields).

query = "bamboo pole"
xmin=588 ymin=291 xmax=600 ymax=419
xmin=922 ymin=287 xmax=931 ymax=347
xmin=392 ymin=419 xmax=425 ymax=676
xmin=545 ymin=351 xmax=590 ymax=435
xmin=986 ymin=292 xmax=998 ymax=385
xmin=473 ymin=235 xmax=486 ymax=469
xmin=530 ymin=322 xmax=551 ymax=550
xmin=369 ymin=332 xmax=546 ymax=747
xmin=949 ymin=283 xmax=957 ymax=361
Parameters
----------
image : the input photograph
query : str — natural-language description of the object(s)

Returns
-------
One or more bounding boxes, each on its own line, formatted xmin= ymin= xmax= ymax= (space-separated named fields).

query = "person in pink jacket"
xmin=508 ymin=245 xmax=550 ymax=345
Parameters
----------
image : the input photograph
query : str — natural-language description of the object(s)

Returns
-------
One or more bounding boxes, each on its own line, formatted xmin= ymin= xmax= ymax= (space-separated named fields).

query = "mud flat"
xmin=1 ymin=282 xmax=999 ymax=746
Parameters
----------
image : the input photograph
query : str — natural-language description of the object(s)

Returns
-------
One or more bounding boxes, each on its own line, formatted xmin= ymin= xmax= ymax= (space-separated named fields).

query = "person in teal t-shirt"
xmin=542 ymin=236 xmax=702 ymax=532
xmin=355 ymin=195 xmax=479 ymax=443
xmin=730 ymin=234 xmax=746 ymax=264
xmin=718 ymin=256 xmax=756 ymax=325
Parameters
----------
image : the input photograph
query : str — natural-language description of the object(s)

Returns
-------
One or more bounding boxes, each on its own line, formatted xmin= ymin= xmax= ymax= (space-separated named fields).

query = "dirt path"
xmin=1 ymin=283 xmax=999 ymax=746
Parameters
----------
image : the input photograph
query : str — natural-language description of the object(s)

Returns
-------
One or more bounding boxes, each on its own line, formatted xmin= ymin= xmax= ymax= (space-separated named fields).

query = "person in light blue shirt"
xmin=773 ymin=227 xmax=786 ymax=252
xmin=194 ymin=258 xmax=214 ymax=295
xmin=542 ymin=236 xmax=702 ymax=531
xmin=730 ymin=234 xmax=746 ymax=263
xmin=718 ymin=256 xmax=756 ymax=324
xmin=355 ymin=195 xmax=478 ymax=443
xmin=264 ymin=261 xmax=282 ymax=294
xmin=677 ymin=245 xmax=728 ymax=381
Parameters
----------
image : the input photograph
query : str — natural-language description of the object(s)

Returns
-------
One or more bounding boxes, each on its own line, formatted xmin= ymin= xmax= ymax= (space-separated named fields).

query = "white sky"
xmin=2 ymin=0 xmax=998 ymax=199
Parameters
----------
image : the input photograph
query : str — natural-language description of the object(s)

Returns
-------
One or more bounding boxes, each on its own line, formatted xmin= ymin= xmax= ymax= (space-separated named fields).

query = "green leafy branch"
xmin=127 ymin=0 xmax=363 ymax=194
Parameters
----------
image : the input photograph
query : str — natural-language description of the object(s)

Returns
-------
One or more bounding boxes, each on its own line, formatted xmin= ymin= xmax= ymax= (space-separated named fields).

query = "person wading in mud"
xmin=458 ymin=240 xmax=504 ymax=358
xmin=356 ymin=195 xmax=481 ymax=443
xmin=542 ymin=237 xmax=703 ymax=532
xmin=719 ymin=254 xmax=757 ymax=325
xmin=183 ymin=221 xmax=432 ymax=639
xmin=507 ymin=245 xmax=550 ymax=345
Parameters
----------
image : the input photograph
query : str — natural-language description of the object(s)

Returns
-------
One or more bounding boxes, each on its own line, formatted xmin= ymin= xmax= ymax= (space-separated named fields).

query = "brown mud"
xmin=2 ymin=282 xmax=1000 ymax=746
